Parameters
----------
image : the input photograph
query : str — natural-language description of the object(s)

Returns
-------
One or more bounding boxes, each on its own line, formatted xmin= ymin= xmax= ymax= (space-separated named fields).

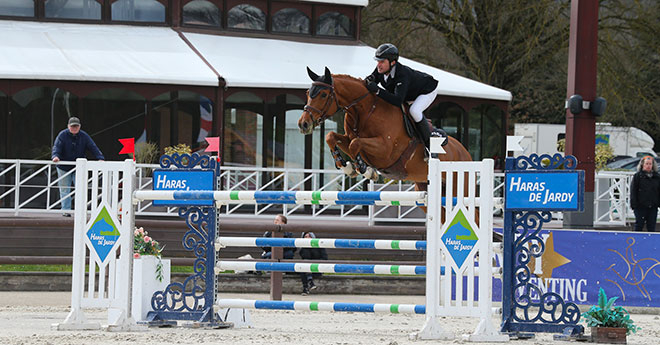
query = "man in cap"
xmin=52 ymin=117 xmax=104 ymax=216
xmin=364 ymin=43 xmax=447 ymax=151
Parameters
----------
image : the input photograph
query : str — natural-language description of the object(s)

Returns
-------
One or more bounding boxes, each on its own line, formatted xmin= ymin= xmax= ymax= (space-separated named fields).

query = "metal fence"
xmin=0 ymin=159 xmax=631 ymax=226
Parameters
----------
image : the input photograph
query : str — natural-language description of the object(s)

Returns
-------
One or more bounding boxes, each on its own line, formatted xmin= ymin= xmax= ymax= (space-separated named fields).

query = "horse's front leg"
xmin=348 ymin=136 xmax=391 ymax=181
xmin=326 ymin=131 xmax=358 ymax=178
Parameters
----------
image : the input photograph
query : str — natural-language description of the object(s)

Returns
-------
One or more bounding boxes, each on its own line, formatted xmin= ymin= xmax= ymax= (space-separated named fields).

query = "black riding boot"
xmin=415 ymin=119 xmax=432 ymax=151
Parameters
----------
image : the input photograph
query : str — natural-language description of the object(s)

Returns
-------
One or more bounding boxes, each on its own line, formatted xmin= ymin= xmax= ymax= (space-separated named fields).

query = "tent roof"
xmin=0 ymin=20 xmax=218 ymax=86
xmin=185 ymin=33 xmax=512 ymax=101
xmin=0 ymin=20 xmax=511 ymax=102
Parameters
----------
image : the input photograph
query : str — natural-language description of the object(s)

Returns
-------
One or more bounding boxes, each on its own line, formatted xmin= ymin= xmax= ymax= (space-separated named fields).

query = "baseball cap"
xmin=68 ymin=117 xmax=81 ymax=126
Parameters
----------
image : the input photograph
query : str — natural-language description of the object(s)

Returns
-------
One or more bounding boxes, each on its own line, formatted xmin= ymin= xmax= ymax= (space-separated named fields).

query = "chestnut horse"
xmin=298 ymin=67 xmax=472 ymax=192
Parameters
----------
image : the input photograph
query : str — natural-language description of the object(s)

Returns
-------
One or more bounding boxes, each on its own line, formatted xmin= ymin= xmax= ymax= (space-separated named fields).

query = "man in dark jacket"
xmin=261 ymin=215 xmax=296 ymax=259
xmin=298 ymin=231 xmax=328 ymax=295
xmin=630 ymin=156 xmax=660 ymax=232
xmin=52 ymin=117 xmax=104 ymax=215
xmin=365 ymin=43 xmax=447 ymax=150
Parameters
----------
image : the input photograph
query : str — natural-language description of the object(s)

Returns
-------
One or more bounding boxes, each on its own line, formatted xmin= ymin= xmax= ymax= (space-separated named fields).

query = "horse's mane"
xmin=332 ymin=74 xmax=368 ymax=91
xmin=333 ymin=74 xmax=364 ymax=83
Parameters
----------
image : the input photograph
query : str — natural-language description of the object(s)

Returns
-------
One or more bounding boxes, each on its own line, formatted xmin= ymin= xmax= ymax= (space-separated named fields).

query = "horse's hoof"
xmin=363 ymin=167 xmax=379 ymax=181
xmin=341 ymin=162 xmax=358 ymax=178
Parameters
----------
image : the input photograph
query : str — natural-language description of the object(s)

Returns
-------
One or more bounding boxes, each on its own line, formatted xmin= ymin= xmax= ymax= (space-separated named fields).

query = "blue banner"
xmin=505 ymin=171 xmax=584 ymax=211
xmin=152 ymin=170 xmax=215 ymax=206
xmin=492 ymin=228 xmax=660 ymax=307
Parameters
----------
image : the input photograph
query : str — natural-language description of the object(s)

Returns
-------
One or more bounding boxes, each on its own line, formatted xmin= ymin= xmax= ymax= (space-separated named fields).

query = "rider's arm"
xmin=375 ymin=79 xmax=408 ymax=107
xmin=364 ymin=68 xmax=379 ymax=84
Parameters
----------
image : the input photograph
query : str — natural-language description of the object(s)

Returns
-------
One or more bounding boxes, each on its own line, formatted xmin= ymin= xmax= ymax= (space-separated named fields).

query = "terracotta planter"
xmin=591 ymin=326 xmax=627 ymax=344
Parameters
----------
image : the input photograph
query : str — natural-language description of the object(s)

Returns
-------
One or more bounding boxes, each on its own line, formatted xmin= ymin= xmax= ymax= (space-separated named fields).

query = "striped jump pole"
xmin=217 ymin=299 xmax=425 ymax=314
xmin=215 ymin=237 xmax=426 ymax=251
xmin=133 ymin=190 xmax=427 ymax=206
xmin=215 ymin=261 xmax=500 ymax=277
xmin=216 ymin=261 xmax=426 ymax=275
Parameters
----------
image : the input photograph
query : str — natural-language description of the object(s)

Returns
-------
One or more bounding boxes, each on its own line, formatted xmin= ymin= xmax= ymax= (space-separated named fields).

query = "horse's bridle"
xmin=304 ymin=80 xmax=372 ymax=128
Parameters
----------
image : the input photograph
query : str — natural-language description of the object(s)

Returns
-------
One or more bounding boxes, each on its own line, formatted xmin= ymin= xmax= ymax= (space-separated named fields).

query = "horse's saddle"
xmin=401 ymin=104 xmax=416 ymax=139
xmin=400 ymin=104 xmax=439 ymax=140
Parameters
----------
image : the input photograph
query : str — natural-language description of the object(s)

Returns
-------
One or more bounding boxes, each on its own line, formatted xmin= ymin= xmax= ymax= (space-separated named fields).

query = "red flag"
xmin=205 ymin=137 xmax=220 ymax=163
xmin=205 ymin=137 xmax=219 ymax=152
xmin=118 ymin=138 xmax=135 ymax=160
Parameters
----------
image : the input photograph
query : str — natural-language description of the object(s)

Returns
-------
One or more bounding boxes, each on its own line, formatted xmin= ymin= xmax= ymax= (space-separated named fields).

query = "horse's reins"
xmin=304 ymin=80 xmax=377 ymax=134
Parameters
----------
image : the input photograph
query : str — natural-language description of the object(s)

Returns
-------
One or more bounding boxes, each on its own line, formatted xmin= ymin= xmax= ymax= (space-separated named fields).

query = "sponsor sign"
xmin=505 ymin=171 xmax=584 ymax=211
xmin=152 ymin=169 xmax=215 ymax=206
xmin=440 ymin=207 xmax=479 ymax=271
xmin=492 ymin=228 xmax=660 ymax=307
xmin=86 ymin=204 xmax=121 ymax=264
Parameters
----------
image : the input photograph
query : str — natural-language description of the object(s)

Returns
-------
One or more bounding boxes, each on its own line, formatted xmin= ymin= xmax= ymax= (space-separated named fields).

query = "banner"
xmin=492 ymin=228 xmax=660 ymax=307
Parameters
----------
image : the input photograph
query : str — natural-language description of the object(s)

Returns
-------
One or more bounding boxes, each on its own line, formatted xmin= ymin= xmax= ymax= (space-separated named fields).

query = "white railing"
xmin=594 ymin=171 xmax=634 ymax=226
xmin=0 ymin=159 xmax=634 ymax=226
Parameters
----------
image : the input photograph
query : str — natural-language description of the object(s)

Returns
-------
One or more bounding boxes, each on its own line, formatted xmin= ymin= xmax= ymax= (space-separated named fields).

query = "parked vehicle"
xmin=514 ymin=123 xmax=656 ymax=158
xmin=605 ymin=156 xmax=660 ymax=171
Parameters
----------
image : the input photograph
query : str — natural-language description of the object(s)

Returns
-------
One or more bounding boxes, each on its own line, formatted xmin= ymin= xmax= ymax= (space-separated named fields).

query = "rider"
xmin=364 ymin=43 xmax=447 ymax=149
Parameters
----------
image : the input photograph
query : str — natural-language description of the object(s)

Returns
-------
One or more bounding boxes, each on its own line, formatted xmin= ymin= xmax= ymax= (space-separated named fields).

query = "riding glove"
xmin=366 ymin=82 xmax=379 ymax=93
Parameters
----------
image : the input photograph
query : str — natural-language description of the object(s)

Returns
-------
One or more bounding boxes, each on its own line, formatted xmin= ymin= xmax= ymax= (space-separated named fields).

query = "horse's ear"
xmin=323 ymin=67 xmax=332 ymax=83
xmin=307 ymin=67 xmax=320 ymax=81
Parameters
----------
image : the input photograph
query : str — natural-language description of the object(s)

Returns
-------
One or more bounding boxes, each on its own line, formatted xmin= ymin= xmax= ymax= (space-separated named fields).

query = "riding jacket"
xmin=366 ymin=62 xmax=438 ymax=107
xmin=52 ymin=129 xmax=104 ymax=171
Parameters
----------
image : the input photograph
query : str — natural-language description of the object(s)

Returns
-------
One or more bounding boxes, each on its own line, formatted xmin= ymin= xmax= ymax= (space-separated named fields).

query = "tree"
xmin=597 ymin=0 xmax=660 ymax=144
xmin=362 ymin=0 xmax=571 ymax=124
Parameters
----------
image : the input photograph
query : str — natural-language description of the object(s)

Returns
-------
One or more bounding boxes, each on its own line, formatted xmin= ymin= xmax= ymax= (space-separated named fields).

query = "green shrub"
xmin=135 ymin=142 xmax=159 ymax=164
xmin=582 ymin=288 xmax=639 ymax=335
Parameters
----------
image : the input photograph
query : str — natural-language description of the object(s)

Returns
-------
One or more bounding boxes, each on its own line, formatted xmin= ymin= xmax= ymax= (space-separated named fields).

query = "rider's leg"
xmin=410 ymin=92 xmax=447 ymax=147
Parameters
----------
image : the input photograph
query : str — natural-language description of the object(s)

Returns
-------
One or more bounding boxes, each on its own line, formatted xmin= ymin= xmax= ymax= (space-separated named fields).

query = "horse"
xmin=298 ymin=67 xmax=473 ymax=194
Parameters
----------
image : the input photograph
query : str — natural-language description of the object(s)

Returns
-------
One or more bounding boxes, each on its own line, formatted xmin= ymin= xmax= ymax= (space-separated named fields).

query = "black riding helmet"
xmin=374 ymin=43 xmax=399 ymax=61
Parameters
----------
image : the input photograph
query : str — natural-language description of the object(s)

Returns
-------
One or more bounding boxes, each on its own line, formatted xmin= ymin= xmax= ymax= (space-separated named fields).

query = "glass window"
xmin=317 ymin=11 xmax=352 ymax=37
xmin=7 ymin=87 xmax=80 ymax=160
xmin=0 ymin=0 xmax=34 ymax=17
xmin=45 ymin=0 xmax=101 ymax=20
xmin=151 ymin=91 xmax=207 ymax=156
xmin=272 ymin=8 xmax=309 ymax=34
xmin=479 ymin=104 xmax=505 ymax=169
xmin=183 ymin=0 xmax=221 ymax=27
xmin=112 ymin=0 xmax=165 ymax=23
xmin=468 ymin=108 xmax=481 ymax=160
xmin=224 ymin=92 xmax=264 ymax=166
xmin=83 ymin=88 xmax=147 ymax=161
xmin=431 ymin=102 xmax=464 ymax=143
xmin=227 ymin=4 xmax=265 ymax=30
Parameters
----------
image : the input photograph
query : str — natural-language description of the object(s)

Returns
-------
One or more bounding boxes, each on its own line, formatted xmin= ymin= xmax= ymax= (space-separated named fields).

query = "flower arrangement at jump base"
xmin=133 ymin=227 xmax=165 ymax=282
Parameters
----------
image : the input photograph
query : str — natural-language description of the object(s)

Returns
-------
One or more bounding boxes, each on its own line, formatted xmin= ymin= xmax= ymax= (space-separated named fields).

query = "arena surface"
xmin=0 ymin=292 xmax=658 ymax=345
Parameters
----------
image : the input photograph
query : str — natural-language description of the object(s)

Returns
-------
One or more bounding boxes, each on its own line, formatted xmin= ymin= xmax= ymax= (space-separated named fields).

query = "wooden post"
xmin=269 ymin=227 xmax=283 ymax=301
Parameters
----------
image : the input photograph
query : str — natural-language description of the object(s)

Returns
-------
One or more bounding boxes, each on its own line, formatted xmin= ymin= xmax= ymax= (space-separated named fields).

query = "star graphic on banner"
xmin=529 ymin=232 xmax=571 ymax=279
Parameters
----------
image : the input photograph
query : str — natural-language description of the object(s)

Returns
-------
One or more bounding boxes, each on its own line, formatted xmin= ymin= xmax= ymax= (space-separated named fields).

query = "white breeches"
xmin=408 ymin=91 xmax=437 ymax=122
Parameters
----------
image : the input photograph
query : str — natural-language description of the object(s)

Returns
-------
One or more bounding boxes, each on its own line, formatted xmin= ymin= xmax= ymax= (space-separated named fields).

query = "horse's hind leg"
xmin=326 ymin=131 xmax=358 ymax=178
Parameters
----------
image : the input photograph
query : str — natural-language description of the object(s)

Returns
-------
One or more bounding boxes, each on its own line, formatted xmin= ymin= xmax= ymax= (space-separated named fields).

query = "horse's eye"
xmin=320 ymin=93 xmax=327 ymax=98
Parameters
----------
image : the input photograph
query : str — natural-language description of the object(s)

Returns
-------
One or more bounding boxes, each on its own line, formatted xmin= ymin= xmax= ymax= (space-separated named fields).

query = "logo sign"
xmin=86 ymin=204 xmax=121 ymax=264
xmin=152 ymin=169 xmax=214 ymax=206
xmin=595 ymin=134 xmax=610 ymax=146
xmin=505 ymin=171 xmax=584 ymax=211
xmin=440 ymin=207 xmax=479 ymax=271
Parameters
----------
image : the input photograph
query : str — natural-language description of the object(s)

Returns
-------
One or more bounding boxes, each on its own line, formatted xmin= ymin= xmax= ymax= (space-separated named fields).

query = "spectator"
xmin=298 ymin=231 xmax=328 ymax=296
xmin=52 ymin=117 xmax=104 ymax=216
xmin=261 ymin=214 xmax=296 ymax=259
xmin=630 ymin=156 xmax=660 ymax=232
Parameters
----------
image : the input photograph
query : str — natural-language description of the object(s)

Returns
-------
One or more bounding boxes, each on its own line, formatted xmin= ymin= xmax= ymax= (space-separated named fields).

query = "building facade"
xmin=0 ymin=0 xmax=511 ymax=172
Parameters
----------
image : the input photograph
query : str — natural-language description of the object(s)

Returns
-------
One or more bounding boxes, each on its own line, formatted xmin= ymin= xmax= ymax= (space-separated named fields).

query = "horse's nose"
xmin=300 ymin=120 xmax=309 ymax=132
